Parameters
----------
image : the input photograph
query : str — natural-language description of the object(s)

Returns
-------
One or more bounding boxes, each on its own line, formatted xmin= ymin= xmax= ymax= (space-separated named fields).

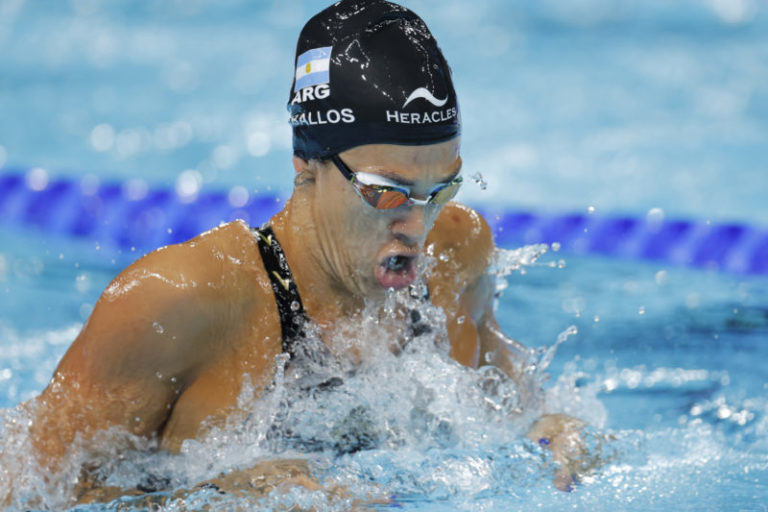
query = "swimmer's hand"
xmin=527 ymin=413 xmax=600 ymax=492
xmin=201 ymin=459 xmax=322 ymax=496
xmin=76 ymin=459 xmax=390 ymax=510
xmin=204 ymin=460 xmax=391 ymax=509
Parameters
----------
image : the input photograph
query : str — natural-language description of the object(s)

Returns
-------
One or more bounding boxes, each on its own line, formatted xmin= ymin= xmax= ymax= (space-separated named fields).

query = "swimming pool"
xmin=1 ymin=1 xmax=767 ymax=510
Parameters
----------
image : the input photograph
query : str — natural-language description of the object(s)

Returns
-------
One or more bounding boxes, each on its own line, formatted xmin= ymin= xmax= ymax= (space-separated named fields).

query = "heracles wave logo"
xmin=402 ymin=87 xmax=448 ymax=109
xmin=386 ymin=86 xmax=455 ymax=125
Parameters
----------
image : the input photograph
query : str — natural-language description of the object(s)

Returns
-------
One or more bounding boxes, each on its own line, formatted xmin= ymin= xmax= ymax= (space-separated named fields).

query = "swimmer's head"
xmin=288 ymin=0 xmax=460 ymax=160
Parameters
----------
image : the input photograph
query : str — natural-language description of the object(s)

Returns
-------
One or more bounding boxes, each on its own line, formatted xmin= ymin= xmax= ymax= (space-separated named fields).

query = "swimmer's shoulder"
xmin=71 ymin=220 xmax=276 ymax=383
xmin=97 ymin=220 xmax=271 ymax=352
xmin=110 ymin=219 xmax=265 ymax=300
xmin=428 ymin=202 xmax=495 ymax=285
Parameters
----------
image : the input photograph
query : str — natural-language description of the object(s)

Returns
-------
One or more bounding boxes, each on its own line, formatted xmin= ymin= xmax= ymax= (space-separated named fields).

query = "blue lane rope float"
xmin=1 ymin=169 xmax=766 ymax=276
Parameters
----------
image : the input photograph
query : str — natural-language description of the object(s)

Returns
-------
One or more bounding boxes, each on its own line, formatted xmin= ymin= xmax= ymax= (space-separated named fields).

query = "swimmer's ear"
xmin=292 ymin=156 xmax=317 ymax=187
xmin=292 ymin=156 xmax=309 ymax=174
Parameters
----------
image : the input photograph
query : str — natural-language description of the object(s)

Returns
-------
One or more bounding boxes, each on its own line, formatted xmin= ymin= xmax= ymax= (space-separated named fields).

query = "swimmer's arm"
xmin=434 ymin=206 xmax=594 ymax=490
xmin=474 ymin=297 xmax=598 ymax=490
xmin=431 ymin=204 xmax=535 ymax=386
xmin=29 ymin=239 xmax=241 ymax=473
xmin=468 ymin=273 xmax=540 ymax=399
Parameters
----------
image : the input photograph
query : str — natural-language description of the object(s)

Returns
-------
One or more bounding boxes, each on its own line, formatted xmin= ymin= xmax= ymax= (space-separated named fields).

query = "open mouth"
xmin=375 ymin=253 xmax=418 ymax=290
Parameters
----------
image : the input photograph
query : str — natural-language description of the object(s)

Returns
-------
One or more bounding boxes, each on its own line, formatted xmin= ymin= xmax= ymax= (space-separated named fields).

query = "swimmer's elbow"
xmin=431 ymin=203 xmax=495 ymax=284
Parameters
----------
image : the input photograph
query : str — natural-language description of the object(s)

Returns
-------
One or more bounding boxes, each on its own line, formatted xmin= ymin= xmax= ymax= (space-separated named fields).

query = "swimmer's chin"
xmin=374 ymin=254 xmax=418 ymax=290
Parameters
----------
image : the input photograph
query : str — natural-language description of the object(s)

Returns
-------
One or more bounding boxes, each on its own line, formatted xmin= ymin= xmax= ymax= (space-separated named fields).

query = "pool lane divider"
xmin=1 ymin=169 xmax=766 ymax=276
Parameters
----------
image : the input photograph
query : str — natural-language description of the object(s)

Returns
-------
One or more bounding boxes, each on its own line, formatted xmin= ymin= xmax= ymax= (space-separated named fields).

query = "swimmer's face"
xmin=309 ymin=138 xmax=461 ymax=297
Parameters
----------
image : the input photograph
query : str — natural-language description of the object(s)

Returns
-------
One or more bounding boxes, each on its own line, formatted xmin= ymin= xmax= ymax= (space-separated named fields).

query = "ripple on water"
xmin=1 ymin=248 xmax=767 ymax=510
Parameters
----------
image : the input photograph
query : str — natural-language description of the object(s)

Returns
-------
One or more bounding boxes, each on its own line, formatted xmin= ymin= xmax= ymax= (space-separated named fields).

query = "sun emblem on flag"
xmin=294 ymin=46 xmax=332 ymax=92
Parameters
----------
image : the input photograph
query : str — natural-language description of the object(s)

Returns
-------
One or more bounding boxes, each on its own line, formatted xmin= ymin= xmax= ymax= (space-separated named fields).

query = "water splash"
xmin=3 ymin=333 xmax=767 ymax=509
xmin=3 ymin=252 xmax=765 ymax=509
xmin=538 ymin=325 xmax=578 ymax=377
xmin=470 ymin=172 xmax=488 ymax=190
xmin=489 ymin=243 xmax=550 ymax=298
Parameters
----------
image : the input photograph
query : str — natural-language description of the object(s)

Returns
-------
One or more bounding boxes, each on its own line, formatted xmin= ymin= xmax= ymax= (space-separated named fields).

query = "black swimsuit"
xmin=253 ymin=225 xmax=311 ymax=360
xmin=254 ymin=225 xmax=430 ymax=358
xmin=254 ymin=225 xmax=431 ymax=455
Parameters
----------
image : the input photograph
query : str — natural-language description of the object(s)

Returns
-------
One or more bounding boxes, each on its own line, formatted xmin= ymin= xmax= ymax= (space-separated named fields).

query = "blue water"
xmin=1 ymin=0 xmax=768 ymax=510
xmin=2 ymin=0 xmax=767 ymax=223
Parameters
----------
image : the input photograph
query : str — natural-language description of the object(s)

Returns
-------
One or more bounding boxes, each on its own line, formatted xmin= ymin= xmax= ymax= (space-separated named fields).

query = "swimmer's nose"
xmin=390 ymin=204 xmax=429 ymax=245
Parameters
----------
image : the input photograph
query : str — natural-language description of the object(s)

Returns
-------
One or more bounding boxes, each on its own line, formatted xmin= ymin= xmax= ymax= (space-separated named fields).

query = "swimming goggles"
xmin=330 ymin=154 xmax=462 ymax=210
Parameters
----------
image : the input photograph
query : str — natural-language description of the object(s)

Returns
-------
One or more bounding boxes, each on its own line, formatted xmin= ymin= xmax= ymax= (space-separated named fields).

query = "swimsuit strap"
xmin=254 ymin=225 xmax=309 ymax=358
xmin=255 ymin=225 xmax=431 ymax=356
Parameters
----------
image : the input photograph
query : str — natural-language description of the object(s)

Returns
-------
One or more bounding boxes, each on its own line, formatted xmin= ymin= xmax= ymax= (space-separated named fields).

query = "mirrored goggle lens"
xmin=430 ymin=177 xmax=463 ymax=205
xmin=359 ymin=185 xmax=409 ymax=209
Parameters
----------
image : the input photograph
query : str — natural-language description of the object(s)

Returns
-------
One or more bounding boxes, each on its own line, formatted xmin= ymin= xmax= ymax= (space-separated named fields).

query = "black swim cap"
xmin=288 ymin=0 xmax=460 ymax=160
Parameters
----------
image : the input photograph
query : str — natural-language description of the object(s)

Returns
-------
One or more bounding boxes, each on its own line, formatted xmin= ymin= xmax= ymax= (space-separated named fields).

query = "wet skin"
xmin=17 ymin=140 xmax=585 ymax=502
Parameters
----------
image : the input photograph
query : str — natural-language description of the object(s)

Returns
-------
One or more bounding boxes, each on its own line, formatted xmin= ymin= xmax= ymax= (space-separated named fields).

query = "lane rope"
xmin=1 ymin=169 xmax=766 ymax=275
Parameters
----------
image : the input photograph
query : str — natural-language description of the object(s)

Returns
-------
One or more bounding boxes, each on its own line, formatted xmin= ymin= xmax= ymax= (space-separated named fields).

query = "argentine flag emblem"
xmin=294 ymin=46 xmax=332 ymax=92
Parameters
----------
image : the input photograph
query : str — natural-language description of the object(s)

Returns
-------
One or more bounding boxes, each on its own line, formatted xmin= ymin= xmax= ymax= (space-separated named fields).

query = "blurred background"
xmin=1 ymin=0 xmax=766 ymax=222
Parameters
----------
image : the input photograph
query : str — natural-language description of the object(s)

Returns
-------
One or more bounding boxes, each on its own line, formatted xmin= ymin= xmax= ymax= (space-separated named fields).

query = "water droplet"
xmin=90 ymin=124 xmax=115 ymax=152
xmin=75 ymin=273 xmax=90 ymax=293
xmin=638 ymin=306 xmax=646 ymax=315
xmin=551 ymin=242 xmax=561 ymax=252
xmin=557 ymin=325 xmax=579 ymax=344
xmin=593 ymin=315 xmax=600 ymax=323
xmin=176 ymin=169 xmax=203 ymax=203
xmin=26 ymin=167 xmax=49 ymax=191
xmin=646 ymin=207 xmax=665 ymax=224
xmin=170 ymin=376 xmax=178 ymax=384
xmin=456 ymin=315 xmax=465 ymax=325
xmin=153 ymin=321 xmax=165 ymax=334
xmin=290 ymin=300 xmax=300 ymax=312
xmin=587 ymin=206 xmax=595 ymax=214
xmin=470 ymin=172 xmax=487 ymax=190
xmin=228 ymin=185 xmax=250 ymax=208
xmin=123 ymin=179 xmax=148 ymax=201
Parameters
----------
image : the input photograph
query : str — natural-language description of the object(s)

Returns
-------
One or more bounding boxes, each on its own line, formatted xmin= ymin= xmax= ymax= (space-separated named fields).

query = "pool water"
xmin=1 ymin=0 xmax=767 ymax=224
xmin=1 ymin=234 xmax=766 ymax=510
xmin=1 ymin=0 xmax=768 ymax=510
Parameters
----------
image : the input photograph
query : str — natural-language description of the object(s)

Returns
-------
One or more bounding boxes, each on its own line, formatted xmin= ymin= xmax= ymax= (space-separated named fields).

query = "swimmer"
xmin=9 ymin=0 xmax=592 ymax=505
